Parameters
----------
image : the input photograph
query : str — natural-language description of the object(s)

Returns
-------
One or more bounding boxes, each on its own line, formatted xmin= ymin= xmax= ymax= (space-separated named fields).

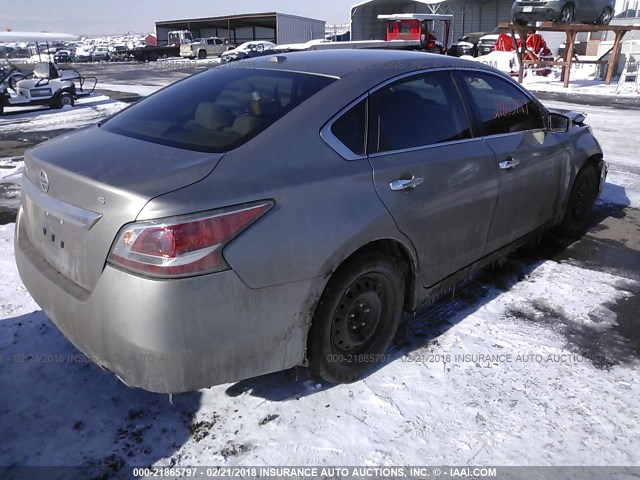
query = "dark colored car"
xmin=447 ymin=31 xmax=487 ymax=57
xmin=512 ymin=0 xmax=615 ymax=25
xmin=15 ymin=50 xmax=607 ymax=393
xmin=53 ymin=50 xmax=73 ymax=63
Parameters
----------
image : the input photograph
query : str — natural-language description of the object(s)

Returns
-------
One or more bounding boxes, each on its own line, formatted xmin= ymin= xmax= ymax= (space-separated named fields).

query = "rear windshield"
xmin=102 ymin=68 xmax=336 ymax=152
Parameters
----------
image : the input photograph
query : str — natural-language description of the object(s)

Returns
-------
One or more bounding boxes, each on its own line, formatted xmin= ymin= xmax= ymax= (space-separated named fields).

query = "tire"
xmin=559 ymin=4 xmax=574 ymax=24
xmin=52 ymin=92 xmax=74 ymax=109
xmin=597 ymin=7 xmax=612 ymax=25
xmin=198 ymin=50 xmax=207 ymax=60
xmin=558 ymin=163 xmax=598 ymax=236
xmin=307 ymin=253 xmax=405 ymax=384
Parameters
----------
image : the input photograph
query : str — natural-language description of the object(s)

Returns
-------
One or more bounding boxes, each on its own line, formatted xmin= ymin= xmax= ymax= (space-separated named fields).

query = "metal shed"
xmin=350 ymin=0 xmax=514 ymax=44
xmin=155 ymin=12 xmax=326 ymax=46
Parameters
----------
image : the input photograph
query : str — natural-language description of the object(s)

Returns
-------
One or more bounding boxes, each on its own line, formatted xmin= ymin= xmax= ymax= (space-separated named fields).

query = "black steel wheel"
xmin=198 ymin=50 xmax=207 ymax=60
xmin=559 ymin=4 xmax=574 ymax=24
xmin=307 ymin=253 xmax=404 ymax=384
xmin=559 ymin=163 xmax=598 ymax=236
xmin=597 ymin=7 xmax=612 ymax=25
xmin=51 ymin=92 xmax=74 ymax=109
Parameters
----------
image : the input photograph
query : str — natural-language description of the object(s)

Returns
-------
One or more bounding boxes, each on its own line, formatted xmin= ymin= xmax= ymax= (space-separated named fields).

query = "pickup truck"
xmin=180 ymin=37 xmax=228 ymax=59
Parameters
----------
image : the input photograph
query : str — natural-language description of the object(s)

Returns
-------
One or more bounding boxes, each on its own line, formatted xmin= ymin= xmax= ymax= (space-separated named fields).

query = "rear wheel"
xmin=558 ymin=163 xmax=598 ymax=236
xmin=559 ymin=4 xmax=574 ymax=24
xmin=307 ymin=253 xmax=404 ymax=384
xmin=597 ymin=7 xmax=612 ymax=25
xmin=198 ymin=50 xmax=207 ymax=59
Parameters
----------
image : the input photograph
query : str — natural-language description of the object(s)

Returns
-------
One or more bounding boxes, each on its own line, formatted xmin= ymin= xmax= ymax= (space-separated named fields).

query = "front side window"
xmin=370 ymin=71 xmax=472 ymax=153
xmin=458 ymin=72 xmax=544 ymax=136
xmin=102 ymin=69 xmax=335 ymax=153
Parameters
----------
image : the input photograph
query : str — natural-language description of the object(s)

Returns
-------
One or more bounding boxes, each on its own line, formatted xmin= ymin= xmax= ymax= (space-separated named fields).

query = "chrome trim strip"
xmin=368 ymin=137 xmax=480 ymax=158
xmin=22 ymin=177 xmax=103 ymax=230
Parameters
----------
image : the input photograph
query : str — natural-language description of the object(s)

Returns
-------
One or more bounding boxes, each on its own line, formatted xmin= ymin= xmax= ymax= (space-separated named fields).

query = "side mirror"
xmin=549 ymin=113 xmax=569 ymax=133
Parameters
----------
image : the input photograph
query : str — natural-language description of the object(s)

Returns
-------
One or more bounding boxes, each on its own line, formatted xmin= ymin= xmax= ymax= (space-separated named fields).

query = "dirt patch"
xmin=505 ymin=292 xmax=639 ymax=370
xmin=189 ymin=413 xmax=220 ymax=443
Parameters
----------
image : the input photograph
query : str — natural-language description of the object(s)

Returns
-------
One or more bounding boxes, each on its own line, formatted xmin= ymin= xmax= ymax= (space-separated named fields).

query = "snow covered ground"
xmin=524 ymin=63 xmax=640 ymax=98
xmin=0 ymin=222 xmax=638 ymax=469
xmin=0 ymin=72 xmax=639 ymax=473
xmin=471 ymin=52 xmax=640 ymax=98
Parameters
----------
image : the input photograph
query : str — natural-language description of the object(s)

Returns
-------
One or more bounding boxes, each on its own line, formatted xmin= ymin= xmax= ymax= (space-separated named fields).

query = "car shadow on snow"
xmin=226 ymin=197 xmax=639 ymax=401
xmin=0 ymin=311 xmax=201 ymax=477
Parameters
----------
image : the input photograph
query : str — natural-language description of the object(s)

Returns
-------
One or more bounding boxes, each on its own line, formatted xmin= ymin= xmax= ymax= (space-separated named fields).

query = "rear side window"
xmin=331 ymin=100 xmax=367 ymax=156
xmin=370 ymin=71 xmax=472 ymax=153
xmin=458 ymin=72 xmax=544 ymax=136
xmin=102 ymin=69 xmax=335 ymax=153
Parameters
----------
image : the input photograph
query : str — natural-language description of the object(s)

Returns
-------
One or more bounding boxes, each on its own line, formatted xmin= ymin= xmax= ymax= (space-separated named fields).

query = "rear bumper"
xmin=512 ymin=2 xmax=563 ymax=21
xmin=477 ymin=43 xmax=497 ymax=55
xmin=15 ymin=209 xmax=319 ymax=393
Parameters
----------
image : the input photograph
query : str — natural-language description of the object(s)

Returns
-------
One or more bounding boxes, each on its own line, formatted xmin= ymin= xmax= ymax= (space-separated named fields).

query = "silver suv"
xmin=512 ymin=0 xmax=615 ymax=25
xmin=180 ymin=37 xmax=228 ymax=59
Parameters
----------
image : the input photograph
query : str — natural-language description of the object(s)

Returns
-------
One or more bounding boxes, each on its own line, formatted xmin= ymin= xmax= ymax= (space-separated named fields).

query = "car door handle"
xmin=499 ymin=157 xmax=520 ymax=170
xmin=389 ymin=177 xmax=424 ymax=191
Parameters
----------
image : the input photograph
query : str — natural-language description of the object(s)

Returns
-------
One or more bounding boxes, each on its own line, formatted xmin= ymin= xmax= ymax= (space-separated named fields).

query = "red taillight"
xmin=108 ymin=200 xmax=273 ymax=278
xmin=427 ymin=41 xmax=435 ymax=49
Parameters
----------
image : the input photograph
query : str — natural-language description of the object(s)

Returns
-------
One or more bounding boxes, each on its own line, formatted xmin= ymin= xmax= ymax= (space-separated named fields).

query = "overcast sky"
xmin=2 ymin=0 xmax=358 ymax=35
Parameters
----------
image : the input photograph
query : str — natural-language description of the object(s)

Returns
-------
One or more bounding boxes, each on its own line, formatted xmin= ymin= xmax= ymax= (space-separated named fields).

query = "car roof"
xmin=233 ymin=49 xmax=496 ymax=79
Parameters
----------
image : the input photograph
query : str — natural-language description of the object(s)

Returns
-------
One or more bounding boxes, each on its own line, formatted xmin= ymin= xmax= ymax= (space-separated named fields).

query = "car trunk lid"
xmin=21 ymin=125 xmax=222 ymax=292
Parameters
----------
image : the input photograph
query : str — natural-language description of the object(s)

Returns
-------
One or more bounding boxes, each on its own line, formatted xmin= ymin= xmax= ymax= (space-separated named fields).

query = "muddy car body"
xmin=15 ymin=50 xmax=606 ymax=393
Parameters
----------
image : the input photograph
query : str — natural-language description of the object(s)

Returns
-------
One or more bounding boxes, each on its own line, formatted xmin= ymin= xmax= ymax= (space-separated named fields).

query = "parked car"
xmin=110 ymin=45 xmax=130 ymax=62
xmin=91 ymin=47 xmax=110 ymax=62
xmin=476 ymin=28 xmax=506 ymax=56
xmin=74 ymin=48 xmax=93 ymax=63
xmin=180 ymin=37 xmax=228 ymax=59
xmin=53 ymin=49 xmax=73 ymax=63
xmin=220 ymin=41 xmax=276 ymax=63
xmin=15 ymin=50 xmax=606 ymax=393
xmin=447 ymin=31 xmax=487 ymax=57
xmin=512 ymin=0 xmax=615 ymax=24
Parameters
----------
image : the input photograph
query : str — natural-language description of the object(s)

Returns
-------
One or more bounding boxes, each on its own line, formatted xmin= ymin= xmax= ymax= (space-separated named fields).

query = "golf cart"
xmin=0 ymin=61 xmax=97 ymax=115
xmin=0 ymin=63 xmax=27 ymax=91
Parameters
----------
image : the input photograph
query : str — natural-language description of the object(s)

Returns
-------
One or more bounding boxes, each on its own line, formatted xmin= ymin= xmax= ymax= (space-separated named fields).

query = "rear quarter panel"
xmin=137 ymin=72 xmax=417 ymax=290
